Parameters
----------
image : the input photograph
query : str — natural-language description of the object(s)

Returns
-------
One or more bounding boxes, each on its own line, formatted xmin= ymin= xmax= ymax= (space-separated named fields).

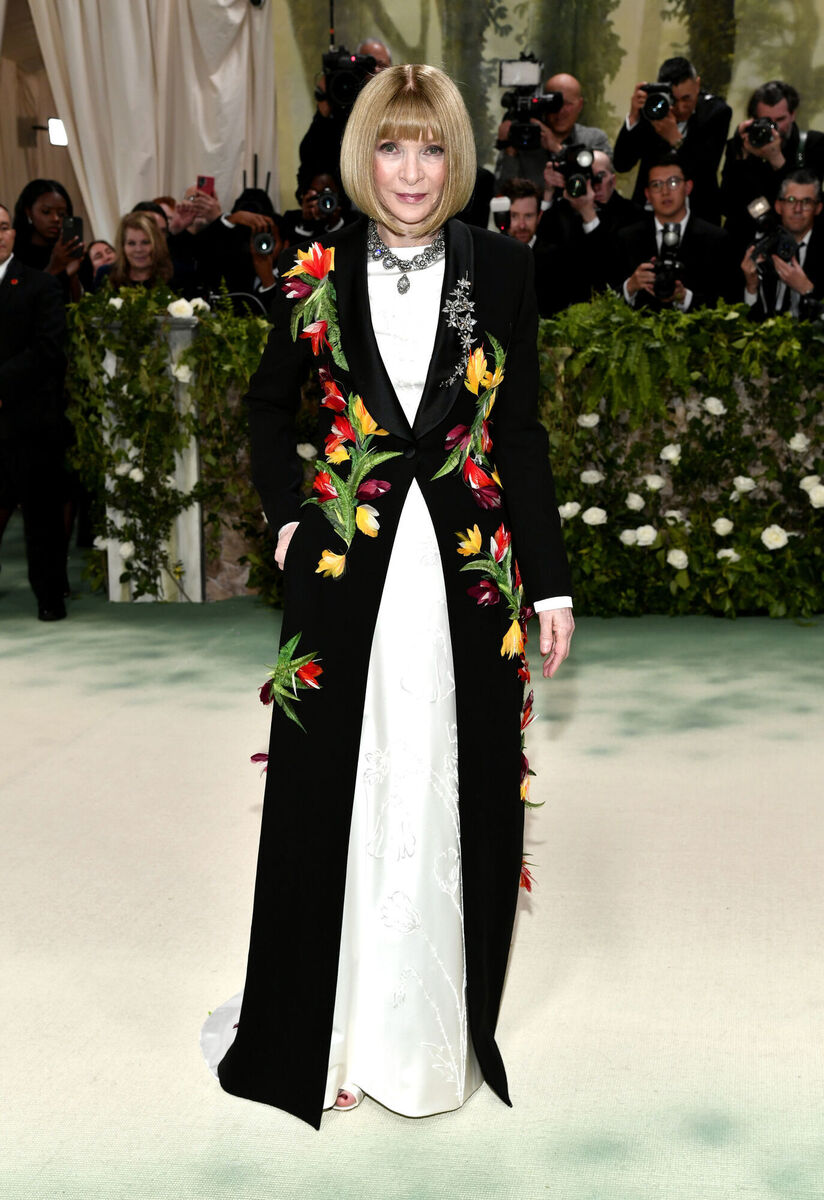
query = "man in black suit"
xmin=614 ymin=155 xmax=738 ymax=312
xmin=721 ymin=81 xmax=824 ymax=256
xmin=536 ymin=151 xmax=643 ymax=312
xmin=742 ymin=170 xmax=824 ymax=319
xmin=0 ymin=202 xmax=68 ymax=620
xmin=614 ymin=57 xmax=731 ymax=225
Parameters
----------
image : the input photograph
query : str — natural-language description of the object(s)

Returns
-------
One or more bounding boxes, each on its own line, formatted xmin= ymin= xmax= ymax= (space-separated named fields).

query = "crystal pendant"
xmin=397 ymin=273 xmax=410 ymax=295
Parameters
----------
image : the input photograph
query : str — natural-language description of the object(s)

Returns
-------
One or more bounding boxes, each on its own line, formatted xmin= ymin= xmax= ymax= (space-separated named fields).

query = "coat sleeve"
xmin=244 ymin=258 xmax=312 ymax=533
xmin=0 ymin=271 xmax=65 ymax=405
xmin=492 ymin=247 xmax=572 ymax=604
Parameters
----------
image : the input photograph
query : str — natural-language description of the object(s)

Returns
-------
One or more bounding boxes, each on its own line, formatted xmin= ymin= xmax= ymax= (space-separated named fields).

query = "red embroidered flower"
xmin=296 ymin=661 xmax=323 ymax=689
xmin=313 ymin=470 xmax=339 ymax=501
xmin=520 ymin=689 xmax=534 ymax=731
xmin=258 ymin=680 xmax=273 ymax=705
xmin=519 ymin=858 xmax=534 ymax=892
xmin=481 ymin=420 xmax=493 ymax=453
xmin=330 ymin=414 xmax=357 ymax=443
xmin=320 ymin=380 xmax=346 ymax=411
xmin=445 ymin=424 xmax=471 ymax=452
xmin=467 ymin=579 xmax=500 ymax=607
xmin=10 ymin=278 xmax=19 ymax=286
xmin=250 ymin=751 xmax=269 ymax=774
xmin=300 ymin=320 xmax=330 ymax=355
xmin=491 ymin=524 xmax=511 ymax=563
xmin=356 ymin=478 xmax=391 ymax=501
xmin=282 ymin=278 xmax=313 ymax=301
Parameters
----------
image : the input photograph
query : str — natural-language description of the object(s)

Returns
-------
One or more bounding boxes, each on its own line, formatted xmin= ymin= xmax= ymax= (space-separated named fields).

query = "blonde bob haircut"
xmin=340 ymin=64 xmax=476 ymax=239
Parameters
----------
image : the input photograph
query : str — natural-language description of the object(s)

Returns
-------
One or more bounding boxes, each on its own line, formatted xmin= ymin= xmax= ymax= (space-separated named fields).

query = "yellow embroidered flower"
xmin=326 ymin=443 xmax=350 ymax=464
xmin=464 ymin=348 xmax=488 ymax=395
xmin=501 ymin=618 xmax=524 ymax=658
xmin=283 ymin=242 xmax=335 ymax=280
xmin=455 ymin=524 xmax=482 ymax=556
xmin=353 ymin=396 xmax=377 ymax=436
xmin=491 ymin=467 xmax=503 ymax=488
xmin=355 ymin=504 xmax=380 ymax=537
xmin=484 ymin=389 xmax=497 ymax=417
xmin=316 ymin=549 xmax=347 ymax=577
xmin=482 ymin=364 xmax=504 ymax=390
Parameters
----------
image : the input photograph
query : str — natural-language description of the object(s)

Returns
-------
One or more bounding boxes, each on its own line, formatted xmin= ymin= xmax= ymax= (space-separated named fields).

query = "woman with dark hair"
xmin=12 ymin=179 xmax=84 ymax=301
xmin=95 ymin=212 xmax=174 ymax=292
xmin=205 ymin=64 xmax=574 ymax=1129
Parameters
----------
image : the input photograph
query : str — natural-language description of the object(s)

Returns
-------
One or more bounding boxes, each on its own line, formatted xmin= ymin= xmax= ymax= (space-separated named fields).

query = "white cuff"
xmin=675 ymin=288 xmax=693 ymax=312
xmin=533 ymin=596 xmax=573 ymax=612
xmin=581 ymin=216 xmax=600 ymax=234
xmin=744 ymin=288 xmax=758 ymax=306
xmin=625 ymin=114 xmax=639 ymax=131
xmin=277 ymin=520 xmax=299 ymax=539
xmin=623 ymin=279 xmax=638 ymax=306
xmin=219 ymin=213 xmax=233 ymax=228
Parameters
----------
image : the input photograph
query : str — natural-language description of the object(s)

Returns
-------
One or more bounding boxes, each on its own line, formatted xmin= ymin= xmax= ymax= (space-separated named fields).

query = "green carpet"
xmin=1 ymin=513 xmax=822 ymax=1200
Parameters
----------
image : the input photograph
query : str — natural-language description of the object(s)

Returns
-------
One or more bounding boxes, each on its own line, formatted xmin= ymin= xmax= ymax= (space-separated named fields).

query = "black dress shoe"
xmin=38 ymin=604 xmax=67 ymax=622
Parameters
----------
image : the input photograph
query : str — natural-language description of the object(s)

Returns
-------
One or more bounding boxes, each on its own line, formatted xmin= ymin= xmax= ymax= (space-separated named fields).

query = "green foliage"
xmin=539 ymin=294 xmax=823 ymax=618
xmin=65 ymin=287 xmax=272 ymax=601
xmin=533 ymin=0 xmax=625 ymax=133
xmin=663 ymin=0 xmax=736 ymax=96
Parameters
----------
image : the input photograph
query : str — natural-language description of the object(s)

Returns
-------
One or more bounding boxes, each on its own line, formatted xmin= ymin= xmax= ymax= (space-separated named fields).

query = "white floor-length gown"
xmin=202 ymin=248 xmax=483 ymax=1117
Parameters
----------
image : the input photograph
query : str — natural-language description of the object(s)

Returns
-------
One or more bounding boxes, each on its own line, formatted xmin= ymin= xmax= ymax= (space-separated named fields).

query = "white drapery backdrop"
xmin=27 ymin=0 xmax=276 ymax=241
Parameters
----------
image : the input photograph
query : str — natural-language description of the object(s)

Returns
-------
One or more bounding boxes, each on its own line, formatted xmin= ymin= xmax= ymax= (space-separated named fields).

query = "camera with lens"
xmin=549 ymin=144 xmax=595 ymax=198
xmin=640 ymin=82 xmax=673 ymax=122
xmin=653 ymin=223 xmax=684 ymax=299
xmin=315 ymin=187 xmax=339 ymax=216
xmin=252 ymin=230 xmax=275 ymax=255
xmin=499 ymin=53 xmax=563 ymax=150
xmin=320 ymin=47 xmax=376 ymax=113
xmin=746 ymin=117 xmax=777 ymax=149
xmin=747 ymin=196 xmax=798 ymax=265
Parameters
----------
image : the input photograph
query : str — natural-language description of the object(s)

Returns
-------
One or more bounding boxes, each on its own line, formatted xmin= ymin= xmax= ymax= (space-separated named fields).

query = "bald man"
xmin=496 ymin=72 xmax=612 ymax=195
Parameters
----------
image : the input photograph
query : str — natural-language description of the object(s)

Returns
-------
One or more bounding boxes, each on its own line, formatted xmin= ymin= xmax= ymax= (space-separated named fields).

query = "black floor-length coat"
xmin=218 ymin=217 xmax=571 ymax=1129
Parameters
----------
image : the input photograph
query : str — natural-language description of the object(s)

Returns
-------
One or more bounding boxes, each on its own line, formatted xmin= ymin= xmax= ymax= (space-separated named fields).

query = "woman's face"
xmin=123 ymin=228 xmax=154 ymax=272
xmin=372 ymin=136 xmax=446 ymax=238
xmin=89 ymin=241 xmax=116 ymax=270
xmin=27 ymin=191 xmax=67 ymax=242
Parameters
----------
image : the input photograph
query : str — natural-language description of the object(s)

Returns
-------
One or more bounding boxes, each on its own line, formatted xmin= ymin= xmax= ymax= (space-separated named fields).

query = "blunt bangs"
xmin=341 ymin=64 xmax=476 ymax=239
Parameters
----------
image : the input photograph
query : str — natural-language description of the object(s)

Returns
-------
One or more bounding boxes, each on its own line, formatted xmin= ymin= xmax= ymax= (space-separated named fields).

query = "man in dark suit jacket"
xmin=536 ymin=151 xmax=643 ymax=312
xmin=614 ymin=155 xmax=738 ymax=312
xmin=614 ymin=56 xmax=731 ymax=225
xmin=742 ymin=170 xmax=824 ymax=319
xmin=721 ymin=80 xmax=824 ymax=256
xmin=0 ymin=202 xmax=68 ymax=619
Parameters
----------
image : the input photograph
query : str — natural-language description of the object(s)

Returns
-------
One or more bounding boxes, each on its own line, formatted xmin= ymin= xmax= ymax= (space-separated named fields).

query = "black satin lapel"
xmin=333 ymin=219 xmax=412 ymax=440
xmin=413 ymin=220 xmax=474 ymax=441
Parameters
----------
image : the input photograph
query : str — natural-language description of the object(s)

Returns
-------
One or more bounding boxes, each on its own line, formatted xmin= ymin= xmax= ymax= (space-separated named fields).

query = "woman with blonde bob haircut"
xmin=340 ymin=63 xmax=476 ymax=239
xmin=209 ymin=62 xmax=574 ymax=1130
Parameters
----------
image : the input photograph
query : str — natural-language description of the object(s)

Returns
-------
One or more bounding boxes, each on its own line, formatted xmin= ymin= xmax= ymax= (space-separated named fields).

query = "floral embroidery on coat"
xmin=282 ymin=242 xmax=349 ymax=371
xmin=257 ymin=632 xmax=323 ymax=732
xmin=433 ymin=338 xmax=505 ymax=510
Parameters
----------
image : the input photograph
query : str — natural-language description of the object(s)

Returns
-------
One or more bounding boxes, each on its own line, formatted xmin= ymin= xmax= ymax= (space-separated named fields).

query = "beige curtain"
xmin=28 ymin=0 xmax=276 ymax=241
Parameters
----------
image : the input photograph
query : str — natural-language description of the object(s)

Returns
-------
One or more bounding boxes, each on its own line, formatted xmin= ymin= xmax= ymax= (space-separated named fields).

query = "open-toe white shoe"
xmin=333 ymin=1084 xmax=364 ymax=1111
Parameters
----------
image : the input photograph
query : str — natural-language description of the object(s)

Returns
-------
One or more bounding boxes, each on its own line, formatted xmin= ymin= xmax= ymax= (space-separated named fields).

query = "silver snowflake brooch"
xmin=441 ymin=274 xmax=476 ymax=387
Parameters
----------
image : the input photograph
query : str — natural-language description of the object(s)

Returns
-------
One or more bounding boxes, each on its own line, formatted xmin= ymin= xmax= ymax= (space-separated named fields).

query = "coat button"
xmin=403 ymin=446 xmax=416 ymax=459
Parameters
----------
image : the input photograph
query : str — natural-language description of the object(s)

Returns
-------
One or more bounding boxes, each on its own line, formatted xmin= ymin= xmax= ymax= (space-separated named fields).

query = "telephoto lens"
xmin=252 ymin=231 xmax=274 ymax=255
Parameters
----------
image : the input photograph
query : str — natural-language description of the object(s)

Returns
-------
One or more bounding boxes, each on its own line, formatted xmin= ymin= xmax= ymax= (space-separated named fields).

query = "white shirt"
xmin=623 ymin=212 xmax=693 ymax=311
xmin=0 ymin=253 xmax=13 ymax=285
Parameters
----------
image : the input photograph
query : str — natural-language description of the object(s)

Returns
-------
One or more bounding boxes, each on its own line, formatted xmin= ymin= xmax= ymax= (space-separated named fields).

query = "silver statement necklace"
xmin=367 ymin=218 xmax=446 ymax=295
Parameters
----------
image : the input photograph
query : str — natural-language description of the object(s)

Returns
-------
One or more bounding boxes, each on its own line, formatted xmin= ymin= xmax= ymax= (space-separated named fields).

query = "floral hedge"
xmin=538 ymin=294 xmax=823 ymax=618
xmin=65 ymin=287 xmax=822 ymax=616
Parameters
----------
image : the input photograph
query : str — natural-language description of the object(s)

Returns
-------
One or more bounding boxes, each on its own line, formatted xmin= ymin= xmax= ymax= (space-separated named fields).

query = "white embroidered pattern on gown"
xmin=201 ymin=252 xmax=482 ymax=1117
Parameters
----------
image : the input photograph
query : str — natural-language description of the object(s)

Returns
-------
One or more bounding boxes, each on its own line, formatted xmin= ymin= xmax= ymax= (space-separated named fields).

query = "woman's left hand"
xmin=538 ymin=608 xmax=575 ymax=678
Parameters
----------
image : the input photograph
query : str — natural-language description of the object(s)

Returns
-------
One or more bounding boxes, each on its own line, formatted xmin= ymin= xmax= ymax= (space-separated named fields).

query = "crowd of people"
xmin=2 ymin=43 xmax=822 ymax=621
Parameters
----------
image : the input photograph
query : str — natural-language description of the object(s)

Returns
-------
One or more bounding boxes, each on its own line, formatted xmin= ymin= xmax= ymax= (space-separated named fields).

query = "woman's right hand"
xmin=48 ymin=235 xmax=83 ymax=275
xmin=275 ymin=521 xmax=299 ymax=570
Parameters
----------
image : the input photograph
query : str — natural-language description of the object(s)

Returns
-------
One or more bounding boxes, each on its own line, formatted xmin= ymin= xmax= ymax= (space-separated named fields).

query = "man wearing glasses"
xmin=614 ymin=155 xmax=736 ymax=311
xmin=742 ymin=171 xmax=824 ymax=318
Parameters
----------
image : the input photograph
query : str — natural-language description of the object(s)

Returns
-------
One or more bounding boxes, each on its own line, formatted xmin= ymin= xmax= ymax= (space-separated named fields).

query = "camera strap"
xmin=796 ymin=130 xmax=808 ymax=167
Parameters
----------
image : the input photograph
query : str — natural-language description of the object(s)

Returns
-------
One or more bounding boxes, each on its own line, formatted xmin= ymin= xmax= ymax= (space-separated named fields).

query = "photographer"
xmin=614 ymin=154 xmax=737 ymax=312
xmin=536 ymin=151 xmax=642 ymax=312
xmin=721 ymin=81 xmax=824 ymax=255
xmin=495 ymin=72 xmax=611 ymax=195
xmin=742 ymin=170 xmax=824 ymax=319
xmin=298 ymin=39 xmax=391 ymax=187
xmin=614 ymin=58 xmax=730 ymax=225
xmin=282 ymin=170 xmax=354 ymax=244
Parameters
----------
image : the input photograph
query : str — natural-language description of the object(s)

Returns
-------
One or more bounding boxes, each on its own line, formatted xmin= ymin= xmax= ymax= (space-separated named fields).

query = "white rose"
xmin=664 ymin=509 xmax=683 ymax=525
xmin=733 ymin=475 xmax=756 ymax=493
xmin=101 ymin=349 xmax=118 ymax=379
xmin=107 ymin=296 xmax=124 ymax=310
xmin=296 ymin=442 xmax=318 ymax=460
xmin=712 ymin=517 xmax=734 ymax=536
xmin=800 ymin=474 xmax=820 ymax=493
xmin=577 ymin=412 xmax=600 ymax=428
xmin=666 ymin=548 xmax=688 ymax=570
xmin=558 ymin=501 xmax=581 ymax=520
xmin=788 ymin=432 xmax=810 ymax=453
xmin=165 ymin=475 xmax=178 ymax=489
xmin=128 ymin=467 xmax=144 ymax=483
xmin=190 ymin=297 xmax=211 ymax=312
xmin=118 ymin=541 xmax=135 ymax=560
xmin=167 ymin=298 xmax=194 ymax=318
xmin=635 ymin=524 xmax=657 ymax=546
xmin=717 ymin=548 xmax=741 ymax=563
xmin=619 ymin=529 xmax=637 ymax=545
xmin=582 ymin=506 xmax=607 ymax=526
xmin=760 ymin=524 xmax=789 ymax=550
xmin=807 ymin=483 xmax=824 ymax=508
xmin=703 ymin=396 xmax=727 ymax=416
xmin=660 ymin=443 xmax=681 ymax=465
xmin=93 ymin=536 xmax=108 ymax=551
xmin=625 ymin=492 xmax=645 ymax=511
xmin=580 ymin=469 xmax=605 ymax=484
xmin=644 ymin=474 xmax=665 ymax=490
xmin=172 ymin=362 xmax=192 ymax=384
xmin=114 ymin=461 xmax=131 ymax=477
